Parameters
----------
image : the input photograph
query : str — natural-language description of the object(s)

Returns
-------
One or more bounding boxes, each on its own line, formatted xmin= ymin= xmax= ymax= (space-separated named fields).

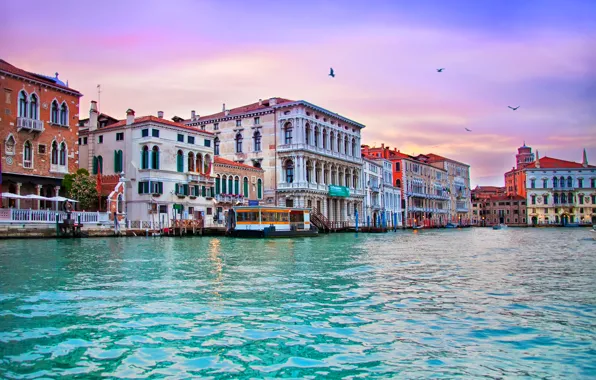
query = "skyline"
xmin=2 ymin=0 xmax=595 ymax=186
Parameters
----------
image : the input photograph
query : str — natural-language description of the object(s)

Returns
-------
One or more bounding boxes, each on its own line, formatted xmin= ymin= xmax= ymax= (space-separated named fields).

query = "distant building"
xmin=504 ymin=142 xmax=535 ymax=197
xmin=476 ymin=195 xmax=527 ymax=227
xmin=471 ymin=186 xmax=505 ymax=225
xmin=1 ymin=59 xmax=82 ymax=209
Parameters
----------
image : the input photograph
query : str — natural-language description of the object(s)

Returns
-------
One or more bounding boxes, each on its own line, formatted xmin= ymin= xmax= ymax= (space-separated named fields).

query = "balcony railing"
xmin=23 ymin=160 xmax=33 ymax=169
xmin=187 ymin=173 xmax=214 ymax=184
xmin=277 ymin=143 xmax=362 ymax=164
xmin=370 ymin=185 xmax=380 ymax=192
xmin=0 ymin=209 xmax=110 ymax=224
xmin=17 ymin=117 xmax=44 ymax=132
xmin=215 ymin=194 xmax=244 ymax=203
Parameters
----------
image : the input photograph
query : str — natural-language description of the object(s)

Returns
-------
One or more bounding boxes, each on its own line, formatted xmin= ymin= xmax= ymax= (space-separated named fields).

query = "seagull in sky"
xmin=437 ymin=68 xmax=445 ymax=72
xmin=508 ymin=106 xmax=520 ymax=110
xmin=465 ymin=128 xmax=472 ymax=132
xmin=329 ymin=68 xmax=335 ymax=78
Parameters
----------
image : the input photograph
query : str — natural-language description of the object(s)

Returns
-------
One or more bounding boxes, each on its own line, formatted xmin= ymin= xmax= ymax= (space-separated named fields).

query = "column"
xmin=54 ymin=186 xmax=61 ymax=211
xmin=36 ymin=184 xmax=43 ymax=210
xmin=16 ymin=182 xmax=22 ymax=209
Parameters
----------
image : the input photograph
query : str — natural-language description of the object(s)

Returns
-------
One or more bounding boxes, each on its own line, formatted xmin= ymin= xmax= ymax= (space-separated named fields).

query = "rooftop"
xmin=191 ymin=98 xmax=295 ymax=122
xmin=214 ymin=157 xmax=263 ymax=171
xmin=98 ymin=115 xmax=214 ymax=135
xmin=425 ymin=153 xmax=470 ymax=167
xmin=525 ymin=156 xmax=594 ymax=169
xmin=0 ymin=59 xmax=82 ymax=96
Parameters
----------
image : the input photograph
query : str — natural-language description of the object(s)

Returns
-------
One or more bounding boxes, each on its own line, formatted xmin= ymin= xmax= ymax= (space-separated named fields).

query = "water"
xmin=1 ymin=229 xmax=595 ymax=379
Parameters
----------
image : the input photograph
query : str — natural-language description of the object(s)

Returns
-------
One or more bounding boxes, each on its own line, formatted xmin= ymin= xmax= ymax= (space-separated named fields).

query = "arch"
xmin=561 ymin=192 xmax=567 ymax=204
xmin=18 ymin=90 xmax=28 ymax=117
xmin=235 ymin=132 xmax=243 ymax=153
xmin=253 ymin=130 xmax=261 ymax=151
xmin=305 ymin=123 xmax=311 ymax=145
xmin=568 ymin=191 xmax=573 ymax=204
xmin=97 ymin=155 xmax=103 ymax=174
xmin=314 ymin=126 xmax=320 ymax=147
xmin=228 ymin=176 xmax=234 ymax=194
xmin=29 ymin=93 xmax=39 ymax=120
xmin=284 ymin=159 xmax=294 ymax=183
xmin=215 ymin=175 xmax=221 ymax=195
xmin=330 ymin=131 xmax=335 ymax=152
xmin=554 ymin=193 xmax=559 ymax=204
xmin=141 ymin=145 xmax=150 ymax=169
xmin=214 ymin=137 xmax=220 ymax=155
xmin=176 ymin=149 xmax=184 ymax=172
xmin=114 ymin=149 xmax=123 ymax=173
xmin=553 ymin=176 xmax=558 ymax=188
xmin=243 ymin=177 xmax=249 ymax=197
xmin=60 ymin=101 xmax=69 ymax=126
xmin=51 ymin=100 xmax=59 ymax=124
xmin=559 ymin=176 xmax=565 ymax=188
xmin=395 ymin=179 xmax=401 ymax=187
xmin=51 ymin=140 xmax=59 ymax=165
xmin=283 ymin=122 xmax=293 ymax=144
xmin=221 ymin=174 xmax=227 ymax=193
xmin=203 ymin=154 xmax=211 ymax=174
xmin=567 ymin=176 xmax=572 ymax=188
xmin=23 ymin=140 xmax=33 ymax=167
xmin=195 ymin=153 xmax=202 ymax=173
xmin=234 ymin=176 xmax=240 ymax=195
xmin=257 ymin=178 xmax=263 ymax=199
xmin=344 ymin=135 xmax=349 ymax=155
xmin=253 ymin=161 xmax=261 ymax=169
xmin=188 ymin=151 xmax=195 ymax=172
xmin=352 ymin=138 xmax=356 ymax=157
xmin=306 ymin=160 xmax=313 ymax=183
xmin=59 ymin=141 xmax=67 ymax=166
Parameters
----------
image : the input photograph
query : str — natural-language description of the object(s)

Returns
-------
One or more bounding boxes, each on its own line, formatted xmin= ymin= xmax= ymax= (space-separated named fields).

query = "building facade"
xmin=477 ymin=195 xmax=527 ymax=226
xmin=426 ymin=154 xmax=472 ymax=225
xmin=362 ymin=158 xmax=383 ymax=226
xmin=79 ymin=104 xmax=215 ymax=225
xmin=380 ymin=159 xmax=402 ymax=229
xmin=471 ymin=186 xmax=505 ymax=225
xmin=186 ymin=97 xmax=365 ymax=228
xmin=525 ymin=152 xmax=596 ymax=225
xmin=1 ymin=59 xmax=82 ymax=209
xmin=505 ymin=143 xmax=535 ymax=197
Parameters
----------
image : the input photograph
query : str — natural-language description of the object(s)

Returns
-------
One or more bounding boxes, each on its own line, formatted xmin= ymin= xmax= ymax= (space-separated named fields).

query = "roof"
xmin=98 ymin=115 xmax=214 ymax=135
xmin=425 ymin=153 xmax=470 ymax=167
xmin=214 ymin=156 xmax=264 ymax=171
xmin=483 ymin=195 xmax=526 ymax=202
xmin=193 ymin=98 xmax=295 ymax=122
xmin=525 ymin=156 xmax=594 ymax=169
xmin=473 ymin=186 xmax=505 ymax=192
xmin=79 ymin=112 xmax=119 ymax=127
xmin=0 ymin=59 xmax=82 ymax=96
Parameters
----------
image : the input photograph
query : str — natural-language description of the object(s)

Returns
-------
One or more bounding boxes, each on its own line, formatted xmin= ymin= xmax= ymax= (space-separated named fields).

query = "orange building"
xmin=504 ymin=143 xmax=535 ymax=197
xmin=1 ymin=59 xmax=82 ymax=209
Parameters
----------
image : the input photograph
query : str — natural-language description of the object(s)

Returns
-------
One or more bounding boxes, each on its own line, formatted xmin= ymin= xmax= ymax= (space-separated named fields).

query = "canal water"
xmin=1 ymin=229 xmax=595 ymax=378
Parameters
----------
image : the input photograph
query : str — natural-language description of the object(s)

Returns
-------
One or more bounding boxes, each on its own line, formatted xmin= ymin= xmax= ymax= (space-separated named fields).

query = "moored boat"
xmin=493 ymin=224 xmax=508 ymax=230
xmin=412 ymin=225 xmax=424 ymax=230
xmin=445 ymin=223 xmax=458 ymax=228
xmin=227 ymin=206 xmax=319 ymax=238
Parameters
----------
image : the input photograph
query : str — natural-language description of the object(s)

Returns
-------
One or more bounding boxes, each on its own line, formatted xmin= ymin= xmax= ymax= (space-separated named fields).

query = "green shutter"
xmin=202 ymin=186 xmax=206 ymax=197
xmin=144 ymin=182 xmax=149 ymax=194
xmin=138 ymin=181 xmax=142 ymax=194
xmin=175 ymin=183 xmax=179 ymax=194
xmin=257 ymin=179 xmax=262 ymax=199
xmin=195 ymin=185 xmax=199 ymax=196
xmin=210 ymin=187 xmax=214 ymax=197
xmin=222 ymin=178 xmax=226 ymax=193
xmin=215 ymin=177 xmax=220 ymax=195
xmin=92 ymin=156 xmax=98 ymax=174
xmin=114 ymin=151 xmax=118 ymax=173
xmin=158 ymin=182 xmax=163 ymax=194
xmin=235 ymin=179 xmax=239 ymax=195
xmin=228 ymin=178 xmax=233 ymax=194
xmin=243 ymin=178 xmax=249 ymax=197
xmin=184 ymin=184 xmax=189 ymax=195
xmin=177 ymin=153 xmax=183 ymax=172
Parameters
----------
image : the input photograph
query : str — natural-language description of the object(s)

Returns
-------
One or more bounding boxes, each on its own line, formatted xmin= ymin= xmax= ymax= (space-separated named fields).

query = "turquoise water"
xmin=1 ymin=229 xmax=595 ymax=378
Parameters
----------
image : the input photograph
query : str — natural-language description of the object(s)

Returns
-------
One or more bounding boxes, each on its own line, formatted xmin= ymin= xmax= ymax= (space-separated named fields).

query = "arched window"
xmin=228 ymin=176 xmax=233 ymax=194
xmin=322 ymin=129 xmax=327 ymax=149
xmin=177 ymin=150 xmax=184 ymax=172
xmin=561 ymin=193 xmax=567 ymax=203
xmin=18 ymin=91 xmax=28 ymax=117
xmin=188 ymin=152 xmax=195 ymax=172
xmin=568 ymin=192 xmax=573 ymax=204
xmin=344 ymin=136 xmax=349 ymax=155
xmin=92 ymin=156 xmax=98 ymax=174
xmin=314 ymin=126 xmax=319 ymax=147
xmin=554 ymin=193 xmax=559 ymax=204
xmin=530 ymin=179 xmax=536 ymax=189
xmin=396 ymin=162 xmax=401 ymax=171
xmin=51 ymin=100 xmax=59 ymax=124
xmin=59 ymin=142 xmax=67 ymax=166
xmin=305 ymin=124 xmax=311 ymax=145
xmin=141 ymin=146 xmax=150 ymax=169
xmin=234 ymin=176 xmax=240 ymax=195
xmin=214 ymin=137 xmax=220 ymax=155
xmin=60 ymin=102 xmax=68 ymax=126
xmin=560 ymin=176 xmax=565 ymax=188
xmin=5 ymin=134 xmax=16 ymax=155
xmin=330 ymin=131 xmax=335 ymax=152
xmin=253 ymin=130 xmax=261 ymax=151
xmin=284 ymin=123 xmax=292 ymax=144
xmin=23 ymin=140 xmax=32 ymax=167
xmin=284 ymin=159 xmax=294 ymax=183
xmin=396 ymin=179 xmax=401 ymax=187
xmin=97 ymin=156 xmax=103 ymax=174
xmin=203 ymin=154 xmax=211 ymax=174
xmin=257 ymin=178 xmax=263 ymax=199
xmin=29 ymin=94 xmax=38 ymax=119
xmin=235 ymin=133 xmax=243 ymax=153
xmin=543 ymin=194 xmax=549 ymax=204
xmin=542 ymin=179 xmax=548 ymax=188
xmin=51 ymin=141 xmax=59 ymax=165
xmin=196 ymin=153 xmax=203 ymax=173
xmin=553 ymin=177 xmax=558 ymax=188
xmin=222 ymin=175 xmax=227 ymax=193
xmin=306 ymin=160 xmax=312 ymax=182
xmin=243 ymin=177 xmax=249 ymax=197
xmin=117 ymin=194 xmax=124 ymax=214
xmin=151 ymin=146 xmax=160 ymax=170
xmin=567 ymin=176 xmax=572 ymax=188
xmin=531 ymin=195 xmax=536 ymax=205
xmin=352 ymin=138 xmax=356 ymax=157
xmin=215 ymin=175 xmax=221 ymax=195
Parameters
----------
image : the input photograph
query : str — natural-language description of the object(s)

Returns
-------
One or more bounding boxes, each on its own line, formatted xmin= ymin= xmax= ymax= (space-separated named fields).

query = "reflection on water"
xmin=0 ymin=228 xmax=595 ymax=378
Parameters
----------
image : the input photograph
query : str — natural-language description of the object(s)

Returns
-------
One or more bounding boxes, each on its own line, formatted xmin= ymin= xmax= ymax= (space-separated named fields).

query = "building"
xmin=426 ymin=153 xmax=472 ymax=225
xmin=525 ymin=151 xmax=595 ymax=225
xmin=186 ymin=97 xmax=365 ymax=229
xmin=362 ymin=158 xmax=403 ymax=229
xmin=79 ymin=104 xmax=215 ymax=225
xmin=1 ymin=59 xmax=82 ymax=209
xmin=477 ymin=195 xmax=527 ymax=226
xmin=471 ymin=186 xmax=505 ymax=225
xmin=504 ymin=143 xmax=535 ymax=197
xmin=212 ymin=156 xmax=264 ymax=225
xmin=379 ymin=158 xmax=403 ymax=229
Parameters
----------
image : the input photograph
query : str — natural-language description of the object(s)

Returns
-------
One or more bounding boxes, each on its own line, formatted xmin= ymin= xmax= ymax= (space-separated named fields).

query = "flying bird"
xmin=465 ymin=128 xmax=472 ymax=132
xmin=329 ymin=68 xmax=335 ymax=78
xmin=508 ymin=106 xmax=520 ymax=110
xmin=437 ymin=68 xmax=445 ymax=72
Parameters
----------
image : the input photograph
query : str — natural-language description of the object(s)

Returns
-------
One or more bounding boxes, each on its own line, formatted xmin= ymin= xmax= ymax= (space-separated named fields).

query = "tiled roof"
xmin=525 ymin=156 xmax=594 ymax=169
xmin=194 ymin=98 xmax=295 ymax=122
xmin=474 ymin=186 xmax=505 ymax=192
xmin=98 ymin=116 xmax=214 ymax=135
xmin=426 ymin=153 xmax=470 ymax=167
xmin=214 ymin=156 xmax=264 ymax=171
xmin=484 ymin=195 xmax=526 ymax=201
xmin=0 ymin=59 xmax=82 ymax=95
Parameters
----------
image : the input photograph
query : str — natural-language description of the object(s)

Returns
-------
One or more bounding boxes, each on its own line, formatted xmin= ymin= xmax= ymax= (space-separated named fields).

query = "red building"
xmin=504 ymin=143 xmax=535 ymax=197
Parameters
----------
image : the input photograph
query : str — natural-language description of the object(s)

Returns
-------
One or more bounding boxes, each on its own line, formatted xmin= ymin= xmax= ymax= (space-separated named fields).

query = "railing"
xmin=50 ymin=164 xmax=68 ymax=174
xmin=23 ymin=160 xmax=32 ymax=169
xmin=0 ymin=209 xmax=110 ymax=224
xmin=187 ymin=173 xmax=215 ymax=183
xmin=215 ymin=194 xmax=244 ymax=203
xmin=370 ymin=185 xmax=380 ymax=192
xmin=277 ymin=143 xmax=362 ymax=164
xmin=17 ymin=117 xmax=44 ymax=132
xmin=310 ymin=208 xmax=330 ymax=233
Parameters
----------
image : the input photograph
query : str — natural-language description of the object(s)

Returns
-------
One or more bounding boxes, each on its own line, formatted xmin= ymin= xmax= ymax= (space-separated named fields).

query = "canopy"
xmin=49 ymin=196 xmax=78 ymax=203
xmin=1 ymin=192 xmax=25 ymax=199
xmin=1 ymin=193 xmax=77 ymax=202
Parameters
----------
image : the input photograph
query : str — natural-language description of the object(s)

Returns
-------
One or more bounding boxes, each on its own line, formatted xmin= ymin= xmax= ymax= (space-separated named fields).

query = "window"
xmin=138 ymin=181 xmax=163 ymax=194
xmin=114 ymin=150 xmax=123 ymax=173
xmin=228 ymin=176 xmax=233 ymax=194
xmin=204 ymin=139 xmax=211 ymax=147
xmin=578 ymin=178 xmax=583 ymax=188
xmin=98 ymin=135 xmax=104 ymax=144
xmin=314 ymin=126 xmax=319 ymax=147
xmin=18 ymin=91 xmax=28 ymax=117
xmin=243 ymin=177 xmax=249 ymax=197
xmin=530 ymin=179 xmax=535 ymax=189
xmin=188 ymin=152 xmax=195 ymax=172
xmin=305 ymin=124 xmax=310 ymax=145
xmin=97 ymin=156 xmax=103 ymax=174
xmin=142 ymin=129 xmax=149 ymax=137
xmin=236 ymin=120 xmax=241 ymax=127
xmin=579 ymin=195 xmax=584 ymax=204
xmin=83 ymin=137 xmax=88 ymax=145
xmin=592 ymin=179 xmax=596 ymax=188
xmin=554 ymin=193 xmax=559 ymax=204
xmin=235 ymin=133 xmax=243 ymax=153
xmin=214 ymin=137 xmax=220 ymax=155
xmin=553 ymin=177 xmax=558 ymax=188
xmin=284 ymin=123 xmax=292 ymax=144
xmin=4 ymin=89 xmax=11 ymax=104
xmin=59 ymin=142 xmax=67 ymax=166
xmin=543 ymin=195 xmax=548 ymax=204
xmin=116 ymin=132 xmax=124 ymax=141
xmin=29 ymin=94 xmax=38 ymax=119
xmin=38 ymin=144 xmax=46 ymax=154
xmin=330 ymin=131 xmax=335 ymax=151
xmin=141 ymin=146 xmax=150 ymax=169
xmin=254 ymin=117 xmax=260 ymax=125
xmin=284 ymin=160 xmax=294 ymax=183
xmin=531 ymin=195 xmax=536 ymax=205
xmin=253 ymin=130 xmax=261 ymax=151
xmin=395 ymin=179 xmax=401 ymax=187
xmin=152 ymin=129 xmax=159 ymax=138
xmin=214 ymin=123 xmax=219 ymax=131
xmin=23 ymin=140 xmax=33 ymax=168
xmin=188 ymin=136 xmax=195 ymax=144
xmin=257 ymin=178 xmax=263 ymax=199
xmin=542 ymin=179 xmax=548 ymax=188
xmin=560 ymin=176 xmax=565 ymax=188
xmin=51 ymin=141 xmax=59 ymax=165
xmin=177 ymin=150 xmax=185 ymax=172
xmin=567 ymin=176 xmax=572 ymax=188
xmin=60 ymin=103 xmax=68 ymax=125
xmin=352 ymin=138 xmax=357 ymax=157
xmin=234 ymin=177 xmax=240 ymax=194
xmin=177 ymin=134 xmax=184 ymax=142
xmin=592 ymin=195 xmax=596 ymax=204
xmin=151 ymin=146 xmax=160 ymax=169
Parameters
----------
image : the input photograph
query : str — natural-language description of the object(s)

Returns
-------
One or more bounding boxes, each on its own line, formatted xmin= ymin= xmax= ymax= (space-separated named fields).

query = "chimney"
xmin=535 ymin=151 xmax=540 ymax=168
xmin=381 ymin=143 xmax=384 ymax=149
xmin=222 ymin=103 xmax=226 ymax=112
xmin=225 ymin=110 xmax=230 ymax=117
xmin=157 ymin=111 xmax=164 ymax=119
xmin=582 ymin=148 xmax=588 ymax=167
xmin=126 ymin=109 xmax=135 ymax=125
xmin=270 ymin=97 xmax=277 ymax=106
xmin=89 ymin=101 xmax=98 ymax=131
xmin=258 ymin=99 xmax=263 ymax=106
xmin=191 ymin=110 xmax=196 ymax=120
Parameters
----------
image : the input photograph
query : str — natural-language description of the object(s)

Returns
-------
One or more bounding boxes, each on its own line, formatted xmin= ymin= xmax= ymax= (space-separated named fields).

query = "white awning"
xmin=1 ymin=192 xmax=25 ymax=199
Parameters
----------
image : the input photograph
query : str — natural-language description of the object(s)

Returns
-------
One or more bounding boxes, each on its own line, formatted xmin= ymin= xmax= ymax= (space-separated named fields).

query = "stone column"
xmin=36 ymin=184 xmax=43 ymax=210
xmin=54 ymin=186 xmax=61 ymax=211
xmin=16 ymin=182 xmax=22 ymax=209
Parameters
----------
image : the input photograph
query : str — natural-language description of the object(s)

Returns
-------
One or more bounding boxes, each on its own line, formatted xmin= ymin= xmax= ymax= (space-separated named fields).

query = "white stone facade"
xmin=362 ymin=158 xmax=402 ymax=228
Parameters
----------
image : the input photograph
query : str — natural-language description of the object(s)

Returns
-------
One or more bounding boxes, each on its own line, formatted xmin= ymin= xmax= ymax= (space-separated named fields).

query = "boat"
xmin=227 ymin=206 xmax=319 ymax=238
xmin=412 ymin=225 xmax=424 ymax=230
xmin=493 ymin=224 xmax=508 ymax=230
xmin=445 ymin=223 xmax=458 ymax=228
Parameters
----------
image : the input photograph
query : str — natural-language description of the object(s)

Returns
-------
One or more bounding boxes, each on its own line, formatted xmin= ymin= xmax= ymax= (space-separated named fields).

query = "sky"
xmin=2 ymin=0 xmax=595 ymax=186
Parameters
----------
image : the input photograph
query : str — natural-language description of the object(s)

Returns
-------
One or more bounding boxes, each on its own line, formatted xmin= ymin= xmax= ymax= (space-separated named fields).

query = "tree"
xmin=68 ymin=170 xmax=98 ymax=210
xmin=62 ymin=168 xmax=90 ymax=196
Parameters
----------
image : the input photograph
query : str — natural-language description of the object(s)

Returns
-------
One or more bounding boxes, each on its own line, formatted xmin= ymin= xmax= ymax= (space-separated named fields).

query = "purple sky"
xmin=3 ymin=0 xmax=595 ymax=185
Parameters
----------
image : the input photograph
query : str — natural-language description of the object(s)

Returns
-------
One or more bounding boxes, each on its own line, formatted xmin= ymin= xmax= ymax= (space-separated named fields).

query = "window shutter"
xmin=158 ymin=182 xmax=163 ymax=194
xmin=92 ymin=156 xmax=98 ymax=174
xmin=138 ymin=181 xmax=142 ymax=194
xmin=155 ymin=150 xmax=160 ymax=170
xmin=144 ymin=182 xmax=149 ymax=194
xmin=195 ymin=185 xmax=200 ymax=196
xmin=184 ymin=184 xmax=189 ymax=196
xmin=175 ymin=183 xmax=179 ymax=194
xmin=210 ymin=187 xmax=214 ymax=197
xmin=201 ymin=186 xmax=206 ymax=197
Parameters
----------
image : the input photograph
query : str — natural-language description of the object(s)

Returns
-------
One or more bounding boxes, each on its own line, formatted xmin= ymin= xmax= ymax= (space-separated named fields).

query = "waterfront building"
xmin=0 ymin=59 xmax=82 ymax=209
xmin=362 ymin=158 xmax=383 ymax=226
xmin=79 ymin=104 xmax=215 ymax=225
xmin=426 ymin=154 xmax=472 ymax=225
xmin=186 ymin=97 xmax=365 ymax=229
xmin=476 ymin=195 xmax=527 ymax=226
xmin=212 ymin=156 xmax=264 ymax=225
xmin=504 ymin=142 xmax=535 ymax=197
xmin=379 ymin=159 xmax=403 ymax=229
xmin=524 ymin=151 xmax=596 ymax=225
xmin=471 ymin=186 xmax=505 ymax=225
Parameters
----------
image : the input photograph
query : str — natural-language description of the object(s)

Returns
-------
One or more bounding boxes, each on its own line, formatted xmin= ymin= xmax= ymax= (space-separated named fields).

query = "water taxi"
xmin=227 ymin=206 xmax=319 ymax=238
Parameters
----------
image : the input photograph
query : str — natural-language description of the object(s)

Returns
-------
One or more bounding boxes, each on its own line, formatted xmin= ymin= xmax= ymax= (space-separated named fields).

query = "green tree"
xmin=62 ymin=168 xmax=90 ymax=195
xmin=68 ymin=170 xmax=98 ymax=210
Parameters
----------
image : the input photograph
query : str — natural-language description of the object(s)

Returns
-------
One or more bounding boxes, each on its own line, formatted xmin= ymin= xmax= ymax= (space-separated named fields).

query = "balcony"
xmin=370 ymin=185 xmax=380 ymax=193
xmin=277 ymin=143 xmax=362 ymax=164
xmin=187 ymin=173 xmax=214 ymax=184
xmin=17 ymin=117 xmax=44 ymax=132
xmin=215 ymin=194 xmax=244 ymax=203
xmin=23 ymin=160 xmax=32 ymax=169
xmin=50 ymin=164 xmax=68 ymax=174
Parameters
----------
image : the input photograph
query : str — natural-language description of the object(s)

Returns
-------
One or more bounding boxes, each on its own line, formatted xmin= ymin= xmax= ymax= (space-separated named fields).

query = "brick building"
xmin=504 ymin=143 xmax=535 ymax=197
xmin=475 ymin=195 xmax=527 ymax=227
xmin=1 ymin=59 xmax=82 ymax=209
